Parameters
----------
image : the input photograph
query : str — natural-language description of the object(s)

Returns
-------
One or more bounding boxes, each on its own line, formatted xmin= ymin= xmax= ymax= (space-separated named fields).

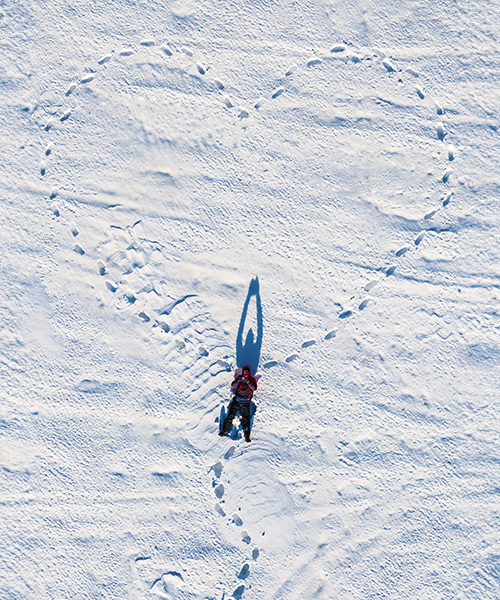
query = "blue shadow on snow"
xmin=236 ymin=276 xmax=263 ymax=375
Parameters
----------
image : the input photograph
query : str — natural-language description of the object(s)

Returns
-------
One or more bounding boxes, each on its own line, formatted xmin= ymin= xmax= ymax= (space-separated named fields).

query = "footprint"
xmin=140 ymin=39 xmax=155 ymax=47
xmin=285 ymin=354 xmax=299 ymax=363
xmin=386 ymin=265 xmax=397 ymax=277
xmin=442 ymin=169 xmax=452 ymax=183
xmin=331 ymin=44 xmax=346 ymax=53
xmin=382 ymin=59 xmax=395 ymax=73
xmin=252 ymin=548 xmax=260 ymax=560
xmin=241 ymin=530 xmax=251 ymax=544
xmin=196 ymin=63 xmax=206 ymax=75
xmin=232 ymin=514 xmax=243 ymax=526
xmin=40 ymin=160 xmax=46 ymax=176
xmin=174 ymin=338 xmax=185 ymax=349
xmin=161 ymin=46 xmax=173 ymax=56
xmin=233 ymin=585 xmax=245 ymax=600
xmin=285 ymin=65 xmax=296 ymax=76
xmin=80 ymin=74 xmax=95 ymax=84
xmin=45 ymin=142 xmax=54 ymax=156
xmin=105 ymin=280 xmax=118 ymax=292
xmin=324 ymin=329 xmax=336 ymax=340
xmin=365 ymin=280 xmax=378 ymax=291
xmin=70 ymin=222 xmax=79 ymax=237
xmin=395 ymin=246 xmax=409 ymax=257
xmin=224 ymin=446 xmax=236 ymax=460
xmin=442 ymin=192 xmax=453 ymax=207
xmin=217 ymin=359 xmax=232 ymax=370
xmin=350 ymin=54 xmax=361 ymax=63
xmin=78 ymin=379 xmax=102 ymax=393
xmin=138 ymin=311 xmax=151 ymax=322
xmin=437 ymin=123 xmax=445 ymax=140
xmin=415 ymin=86 xmax=425 ymax=99
xmin=74 ymin=244 xmax=85 ymax=255
xmin=199 ymin=346 xmax=209 ymax=356
xmin=119 ymin=48 xmax=134 ymax=57
xmin=448 ymin=145 xmax=455 ymax=161
xmin=435 ymin=101 xmax=444 ymax=115
xmin=97 ymin=260 xmax=106 ymax=275
xmin=407 ymin=68 xmax=419 ymax=77
xmin=211 ymin=461 xmax=223 ymax=477
xmin=358 ymin=299 xmax=370 ymax=310
xmin=238 ymin=108 xmax=249 ymax=119
xmin=213 ymin=79 xmax=224 ymax=89
xmin=60 ymin=110 xmax=71 ymax=122
xmin=65 ymin=83 xmax=77 ymax=96
xmin=50 ymin=204 xmax=60 ymax=217
xmin=424 ymin=209 xmax=438 ymax=220
xmin=263 ymin=360 xmax=278 ymax=368
xmin=215 ymin=503 xmax=226 ymax=517
xmin=97 ymin=54 xmax=112 ymax=65
xmin=415 ymin=231 xmax=426 ymax=246
xmin=306 ymin=58 xmax=322 ymax=67
xmin=125 ymin=290 xmax=136 ymax=304
xmin=301 ymin=340 xmax=316 ymax=349
xmin=339 ymin=310 xmax=352 ymax=319
xmin=215 ymin=483 xmax=225 ymax=499
xmin=157 ymin=321 xmax=170 ymax=333
xmin=49 ymin=187 xmax=59 ymax=199
xmin=223 ymin=95 xmax=234 ymax=108
xmin=271 ymin=87 xmax=284 ymax=99
xmin=237 ymin=564 xmax=250 ymax=580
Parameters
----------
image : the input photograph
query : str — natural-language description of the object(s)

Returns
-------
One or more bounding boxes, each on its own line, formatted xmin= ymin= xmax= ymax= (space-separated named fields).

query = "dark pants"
xmin=221 ymin=397 xmax=251 ymax=436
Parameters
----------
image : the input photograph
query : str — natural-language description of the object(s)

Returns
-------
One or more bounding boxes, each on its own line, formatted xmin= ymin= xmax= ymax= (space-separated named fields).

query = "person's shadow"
xmin=219 ymin=277 xmax=263 ymax=438
xmin=236 ymin=276 xmax=263 ymax=375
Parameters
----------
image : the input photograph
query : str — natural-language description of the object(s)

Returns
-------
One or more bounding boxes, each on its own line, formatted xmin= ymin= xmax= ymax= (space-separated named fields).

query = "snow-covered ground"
xmin=1 ymin=1 xmax=500 ymax=598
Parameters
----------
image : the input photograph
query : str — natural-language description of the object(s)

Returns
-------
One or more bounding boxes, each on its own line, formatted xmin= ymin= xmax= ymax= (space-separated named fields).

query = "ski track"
xmin=36 ymin=35 xmax=463 ymax=598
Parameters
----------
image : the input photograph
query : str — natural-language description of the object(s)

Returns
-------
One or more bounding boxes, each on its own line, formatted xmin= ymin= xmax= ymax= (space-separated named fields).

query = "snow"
xmin=1 ymin=0 xmax=500 ymax=598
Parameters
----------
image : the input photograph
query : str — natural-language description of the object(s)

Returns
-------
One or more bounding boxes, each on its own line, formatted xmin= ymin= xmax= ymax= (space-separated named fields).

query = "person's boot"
xmin=244 ymin=431 xmax=251 ymax=443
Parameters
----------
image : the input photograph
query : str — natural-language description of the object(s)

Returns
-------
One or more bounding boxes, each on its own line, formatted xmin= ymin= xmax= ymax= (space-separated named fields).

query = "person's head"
xmin=242 ymin=366 xmax=251 ymax=377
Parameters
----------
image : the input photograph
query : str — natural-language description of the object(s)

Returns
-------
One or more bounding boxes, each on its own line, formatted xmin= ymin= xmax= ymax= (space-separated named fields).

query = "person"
xmin=219 ymin=366 xmax=257 ymax=442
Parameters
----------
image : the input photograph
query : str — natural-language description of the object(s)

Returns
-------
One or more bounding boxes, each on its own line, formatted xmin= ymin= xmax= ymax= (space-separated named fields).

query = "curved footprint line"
xmin=38 ymin=44 xmax=462 ymax=590
xmin=258 ymin=43 xmax=459 ymax=365
xmin=41 ymin=40 xmax=235 ymax=344
xmin=41 ymin=40 xmax=458 ymax=357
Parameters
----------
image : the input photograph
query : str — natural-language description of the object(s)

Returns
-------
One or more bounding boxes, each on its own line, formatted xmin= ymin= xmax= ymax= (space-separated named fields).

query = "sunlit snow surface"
xmin=1 ymin=1 xmax=500 ymax=598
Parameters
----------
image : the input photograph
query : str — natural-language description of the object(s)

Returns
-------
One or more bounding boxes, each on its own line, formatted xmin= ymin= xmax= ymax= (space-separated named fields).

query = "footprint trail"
xmin=35 ymin=32 xmax=465 ymax=599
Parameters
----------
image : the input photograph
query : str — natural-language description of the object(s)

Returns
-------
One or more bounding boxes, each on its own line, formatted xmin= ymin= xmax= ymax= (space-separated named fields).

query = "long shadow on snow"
xmin=236 ymin=276 xmax=263 ymax=374
xmin=219 ymin=277 xmax=263 ymax=438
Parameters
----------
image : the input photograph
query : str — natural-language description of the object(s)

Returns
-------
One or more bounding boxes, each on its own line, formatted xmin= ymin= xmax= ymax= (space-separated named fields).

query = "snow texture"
xmin=1 ymin=1 xmax=500 ymax=599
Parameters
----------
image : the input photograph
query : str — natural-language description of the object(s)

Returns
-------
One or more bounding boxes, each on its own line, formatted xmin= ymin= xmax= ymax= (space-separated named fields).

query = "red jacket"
xmin=232 ymin=373 xmax=257 ymax=402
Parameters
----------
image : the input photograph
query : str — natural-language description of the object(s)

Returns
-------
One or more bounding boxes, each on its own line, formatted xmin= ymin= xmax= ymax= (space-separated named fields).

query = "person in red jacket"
xmin=219 ymin=365 xmax=257 ymax=442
